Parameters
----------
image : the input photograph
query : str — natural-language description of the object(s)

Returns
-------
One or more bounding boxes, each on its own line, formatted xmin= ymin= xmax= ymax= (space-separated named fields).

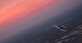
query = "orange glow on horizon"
xmin=0 ymin=0 xmax=57 ymax=28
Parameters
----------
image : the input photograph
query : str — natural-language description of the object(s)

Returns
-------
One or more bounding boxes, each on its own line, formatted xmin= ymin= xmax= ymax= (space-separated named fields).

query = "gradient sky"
xmin=0 ymin=0 xmax=81 ymax=42
xmin=0 ymin=0 xmax=57 ymax=27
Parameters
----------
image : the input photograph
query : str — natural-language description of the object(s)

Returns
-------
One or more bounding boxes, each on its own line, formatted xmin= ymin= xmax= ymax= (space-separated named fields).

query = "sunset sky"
xmin=0 ymin=0 xmax=81 ymax=42
xmin=0 ymin=0 xmax=56 ymax=27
